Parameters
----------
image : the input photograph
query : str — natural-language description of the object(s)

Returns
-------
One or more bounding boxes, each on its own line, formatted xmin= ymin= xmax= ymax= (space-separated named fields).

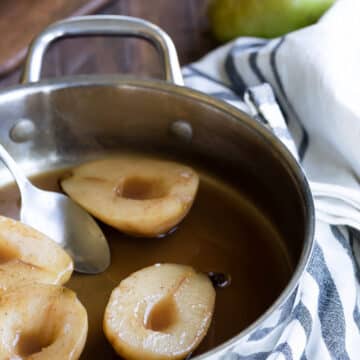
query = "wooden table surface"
xmin=0 ymin=0 xmax=217 ymax=88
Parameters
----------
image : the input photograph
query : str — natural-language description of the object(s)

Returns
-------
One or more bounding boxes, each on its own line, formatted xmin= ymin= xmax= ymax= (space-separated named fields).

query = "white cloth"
xmin=183 ymin=0 xmax=360 ymax=358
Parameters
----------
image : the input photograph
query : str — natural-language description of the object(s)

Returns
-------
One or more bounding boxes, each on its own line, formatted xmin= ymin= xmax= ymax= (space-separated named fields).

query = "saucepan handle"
xmin=21 ymin=15 xmax=184 ymax=86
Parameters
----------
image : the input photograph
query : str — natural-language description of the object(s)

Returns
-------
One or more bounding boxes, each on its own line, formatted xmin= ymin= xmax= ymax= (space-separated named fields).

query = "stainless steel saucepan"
xmin=0 ymin=15 xmax=314 ymax=360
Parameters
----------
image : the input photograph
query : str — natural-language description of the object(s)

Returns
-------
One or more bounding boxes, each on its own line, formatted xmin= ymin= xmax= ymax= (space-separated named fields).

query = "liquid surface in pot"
xmin=0 ymin=161 xmax=292 ymax=359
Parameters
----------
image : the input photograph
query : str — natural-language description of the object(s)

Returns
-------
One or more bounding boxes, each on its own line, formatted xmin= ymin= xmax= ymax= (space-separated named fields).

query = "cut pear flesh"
xmin=0 ymin=283 xmax=88 ymax=360
xmin=61 ymin=156 xmax=199 ymax=237
xmin=103 ymin=263 xmax=216 ymax=360
xmin=0 ymin=215 xmax=73 ymax=292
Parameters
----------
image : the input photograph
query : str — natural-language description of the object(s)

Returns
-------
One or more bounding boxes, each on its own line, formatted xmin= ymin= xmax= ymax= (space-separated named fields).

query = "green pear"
xmin=209 ymin=0 xmax=335 ymax=41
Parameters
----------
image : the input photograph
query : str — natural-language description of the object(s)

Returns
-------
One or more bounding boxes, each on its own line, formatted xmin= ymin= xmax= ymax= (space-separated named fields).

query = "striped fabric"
xmin=183 ymin=0 xmax=360 ymax=359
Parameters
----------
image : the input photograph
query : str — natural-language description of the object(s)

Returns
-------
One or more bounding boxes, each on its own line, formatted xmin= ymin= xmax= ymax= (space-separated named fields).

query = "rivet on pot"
xmin=169 ymin=120 xmax=193 ymax=143
xmin=10 ymin=119 xmax=36 ymax=143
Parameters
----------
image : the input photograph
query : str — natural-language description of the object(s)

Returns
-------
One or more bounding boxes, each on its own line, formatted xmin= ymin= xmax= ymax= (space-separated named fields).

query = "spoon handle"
xmin=0 ymin=144 xmax=30 ymax=195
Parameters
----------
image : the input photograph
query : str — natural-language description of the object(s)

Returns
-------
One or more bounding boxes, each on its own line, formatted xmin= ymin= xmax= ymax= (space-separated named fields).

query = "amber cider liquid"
xmin=0 ymin=164 xmax=292 ymax=359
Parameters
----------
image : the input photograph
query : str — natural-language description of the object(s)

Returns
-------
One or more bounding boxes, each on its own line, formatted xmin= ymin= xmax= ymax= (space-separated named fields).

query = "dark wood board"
xmin=0 ymin=0 xmax=111 ymax=77
xmin=0 ymin=0 xmax=218 ymax=88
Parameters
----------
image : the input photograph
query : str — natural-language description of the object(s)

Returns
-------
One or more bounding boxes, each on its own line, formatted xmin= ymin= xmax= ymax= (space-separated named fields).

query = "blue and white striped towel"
xmin=183 ymin=0 xmax=360 ymax=359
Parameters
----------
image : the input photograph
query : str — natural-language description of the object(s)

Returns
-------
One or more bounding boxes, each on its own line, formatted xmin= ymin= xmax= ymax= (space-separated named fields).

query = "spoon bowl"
xmin=0 ymin=144 xmax=110 ymax=274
